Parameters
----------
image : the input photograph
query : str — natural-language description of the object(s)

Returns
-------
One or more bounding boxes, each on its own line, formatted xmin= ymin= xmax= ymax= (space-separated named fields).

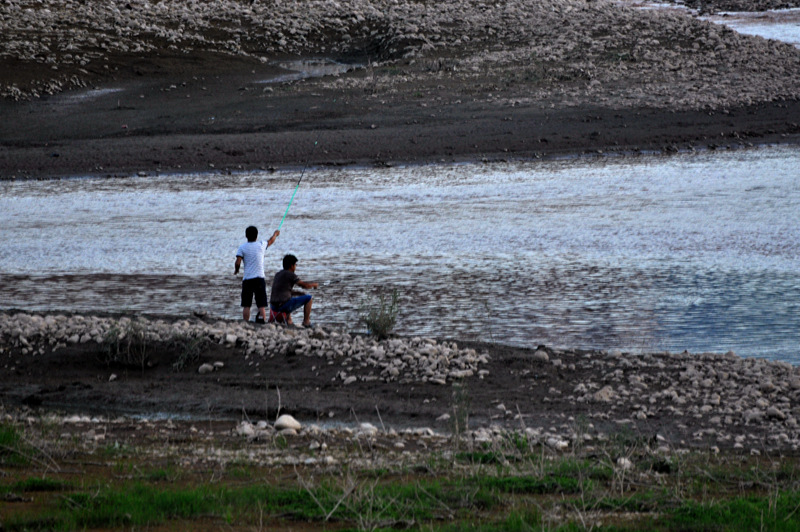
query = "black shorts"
xmin=241 ymin=278 xmax=268 ymax=308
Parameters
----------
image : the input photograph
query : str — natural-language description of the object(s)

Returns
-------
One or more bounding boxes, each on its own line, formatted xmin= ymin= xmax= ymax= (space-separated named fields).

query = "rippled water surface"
xmin=1 ymin=146 xmax=799 ymax=361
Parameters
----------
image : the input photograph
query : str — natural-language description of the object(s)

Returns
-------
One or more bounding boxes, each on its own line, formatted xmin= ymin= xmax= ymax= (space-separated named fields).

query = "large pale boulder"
xmin=275 ymin=414 xmax=302 ymax=431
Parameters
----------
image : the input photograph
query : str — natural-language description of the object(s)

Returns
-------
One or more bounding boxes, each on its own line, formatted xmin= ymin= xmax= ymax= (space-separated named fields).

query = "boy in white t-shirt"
xmin=235 ymin=225 xmax=279 ymax=323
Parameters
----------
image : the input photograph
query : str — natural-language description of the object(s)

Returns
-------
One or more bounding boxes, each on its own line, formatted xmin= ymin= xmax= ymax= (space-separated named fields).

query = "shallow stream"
xmin=1 ymin=146 xmax=799 ymax=361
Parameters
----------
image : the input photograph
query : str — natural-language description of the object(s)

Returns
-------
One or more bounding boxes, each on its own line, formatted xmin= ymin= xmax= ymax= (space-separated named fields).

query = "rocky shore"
xmin=2 ymin=0 xmax=800 ymax=178
xmin=2 ymin=311 xmax=799 ymax=455
xmin=3 ymin=0 xmax=800 ymax=106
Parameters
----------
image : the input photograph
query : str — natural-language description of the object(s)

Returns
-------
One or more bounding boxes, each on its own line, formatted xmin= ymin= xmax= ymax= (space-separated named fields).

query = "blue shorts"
xmin=241 ymin=278 xmax=268 ymax=308
xmin=271 ymin=294 xmax=312 ymax=314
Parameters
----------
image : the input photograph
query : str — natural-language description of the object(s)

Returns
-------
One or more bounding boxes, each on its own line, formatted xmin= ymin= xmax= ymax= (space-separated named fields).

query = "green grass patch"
xmin=548 ymin=457 xmax=614 ymax=482
xmin=0 ymin=422 xmax=30 ymax=466
xmin=661 ymin=491 xmax=800 ymax=531
xmin=1 ymin=476 xmax=503 ymax=531
xmin=437 ymin=509 xmax=543 ymax=531
xmin=456 ymin=451 xmax=506 ymax=465
xmin=6 ymin=477 xmax=71 ymax=493
xmin=143 ymin=467 xmax=176 ymax=482
xmin=477 ymin=474 xmax=584 ymax=495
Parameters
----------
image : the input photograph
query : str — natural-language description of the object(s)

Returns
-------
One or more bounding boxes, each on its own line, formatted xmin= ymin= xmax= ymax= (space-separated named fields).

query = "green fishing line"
xmin=277 ymin=140 xmax=317 ymax=230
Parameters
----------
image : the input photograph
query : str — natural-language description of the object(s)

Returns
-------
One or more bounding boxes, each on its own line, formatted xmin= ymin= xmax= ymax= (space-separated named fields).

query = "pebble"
xmin=616 ymin=457 xmax=634 ymax=471
xmin=532 ymin=349 xmax=549 ymax=363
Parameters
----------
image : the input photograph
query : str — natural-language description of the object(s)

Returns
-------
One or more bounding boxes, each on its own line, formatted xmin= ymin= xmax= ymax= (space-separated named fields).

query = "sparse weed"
xmin=169 ymin=333 xmax=208 ymax=372
xmin=450 ymin=382 xmax=471 ymax=444
xmin=101 ymin=318 xmax=150 ymax=371
xmin=0 ymin=422 xmax=30 ymax=466
xmin=358 ymin=288 xmax=400 ymax=340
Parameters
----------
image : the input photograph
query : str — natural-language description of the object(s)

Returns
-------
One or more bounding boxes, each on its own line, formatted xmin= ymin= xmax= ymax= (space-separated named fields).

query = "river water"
xmin=1 ymin=146 xmax=798 ymax=362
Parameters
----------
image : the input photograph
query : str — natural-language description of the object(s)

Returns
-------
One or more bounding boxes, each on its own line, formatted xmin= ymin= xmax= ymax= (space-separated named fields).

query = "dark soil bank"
xmin=2 ymin=76 xmax=800 ymax=179
xmin=3 ymin=312 xmax=800 ymax=452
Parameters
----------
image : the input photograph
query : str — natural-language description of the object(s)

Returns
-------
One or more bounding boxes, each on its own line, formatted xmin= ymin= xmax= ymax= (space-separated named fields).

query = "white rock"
xmin=109 ymin=373 xmax=117 ymax=382
xmin=616 ymin=457 xmax=634 ymax=471
xmin=275 ymin=414 xmax=302 ymax=431
xmin=546 ymin=437 xmax=569 ymax=451
xmin=236 ymin=421 xmax=255 ymax=437
xmin=198 ymin=363 xmax=214 ymax=374
xmin=743 ymin=409 xmax=764 ymax=424
xmin=532 ymin=349 xmax=549 ymax=363
xmin=359 ymin=422 xmax=379 ymax=435
xmin=593 ymin=385 xmax=616 ymax=403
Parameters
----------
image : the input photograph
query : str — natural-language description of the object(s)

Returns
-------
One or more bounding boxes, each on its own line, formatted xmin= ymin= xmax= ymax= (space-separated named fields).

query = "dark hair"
xmin=283 ymin=254 xmax=298 ymax=270
xmin=245 ymin=226 xmax=258 ymax=242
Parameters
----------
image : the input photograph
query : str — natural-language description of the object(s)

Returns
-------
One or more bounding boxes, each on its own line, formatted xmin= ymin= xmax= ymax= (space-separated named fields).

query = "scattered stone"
xmin=275 ymin=414 xmax=302 ymax=431
xmin=593 ymin=386 xmax=616 ymax=403
xmin=616 ymin=457 xmax=634 ymax=470
xmin=532 ymin=349 xmax=549 ymax=363
xmin=236 ymin=421 xmax=255 ymax=437
xmin=359 ymin=422 xmax=379 ymax=435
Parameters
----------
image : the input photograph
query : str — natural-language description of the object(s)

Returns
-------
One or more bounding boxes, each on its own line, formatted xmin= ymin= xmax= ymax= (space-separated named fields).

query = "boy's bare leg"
xmin=242 ymin=307 xmax=251 ymax=321
xmin=303 ymin=299 xmax=313 ymax=326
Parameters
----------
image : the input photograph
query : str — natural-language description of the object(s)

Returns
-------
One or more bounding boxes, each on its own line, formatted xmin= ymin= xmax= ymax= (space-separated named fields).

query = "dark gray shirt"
xmin=270 ymin=269 xmax=299 ymax=307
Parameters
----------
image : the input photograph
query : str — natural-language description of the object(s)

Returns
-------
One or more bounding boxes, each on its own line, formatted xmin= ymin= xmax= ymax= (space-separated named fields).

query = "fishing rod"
xmin=277 ymin=139 xmax=319 ymax=231
xmin=276 ymin=95 xmax=344 ymax=229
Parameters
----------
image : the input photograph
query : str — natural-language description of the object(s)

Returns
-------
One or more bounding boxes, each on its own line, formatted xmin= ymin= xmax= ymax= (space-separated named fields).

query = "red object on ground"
xmin=268 ymin=309 xmax=288 ymax=324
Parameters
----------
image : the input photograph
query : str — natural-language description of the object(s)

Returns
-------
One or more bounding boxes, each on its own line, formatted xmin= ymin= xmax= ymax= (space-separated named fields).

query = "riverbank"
xmin=2 ymin=91 xmax=799 ymax=180
xmin=4 ymin=309 xmax=800 ymax=527
xmin=2 ymin=0 xmax=800 ymax=179
xmin=2 ymin=310 xmax=799 ymax=454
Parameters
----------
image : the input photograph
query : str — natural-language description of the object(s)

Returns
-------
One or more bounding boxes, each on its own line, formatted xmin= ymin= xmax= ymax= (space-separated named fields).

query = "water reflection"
xmin=1 ymin=146 xmax=799 ymax=362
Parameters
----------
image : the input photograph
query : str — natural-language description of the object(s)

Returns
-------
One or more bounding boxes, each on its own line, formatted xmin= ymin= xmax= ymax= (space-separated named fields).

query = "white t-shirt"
xmin=236 ymin=240 xmax=269 ymax=280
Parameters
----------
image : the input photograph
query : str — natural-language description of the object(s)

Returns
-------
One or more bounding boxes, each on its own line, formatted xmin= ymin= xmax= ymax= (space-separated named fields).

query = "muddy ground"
xmin=2 ymin=68 xmax=800 ymax=180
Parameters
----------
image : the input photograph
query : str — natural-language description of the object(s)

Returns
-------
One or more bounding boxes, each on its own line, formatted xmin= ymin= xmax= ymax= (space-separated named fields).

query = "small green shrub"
xmin=358 ymin=288 xmax=399 ymax=339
